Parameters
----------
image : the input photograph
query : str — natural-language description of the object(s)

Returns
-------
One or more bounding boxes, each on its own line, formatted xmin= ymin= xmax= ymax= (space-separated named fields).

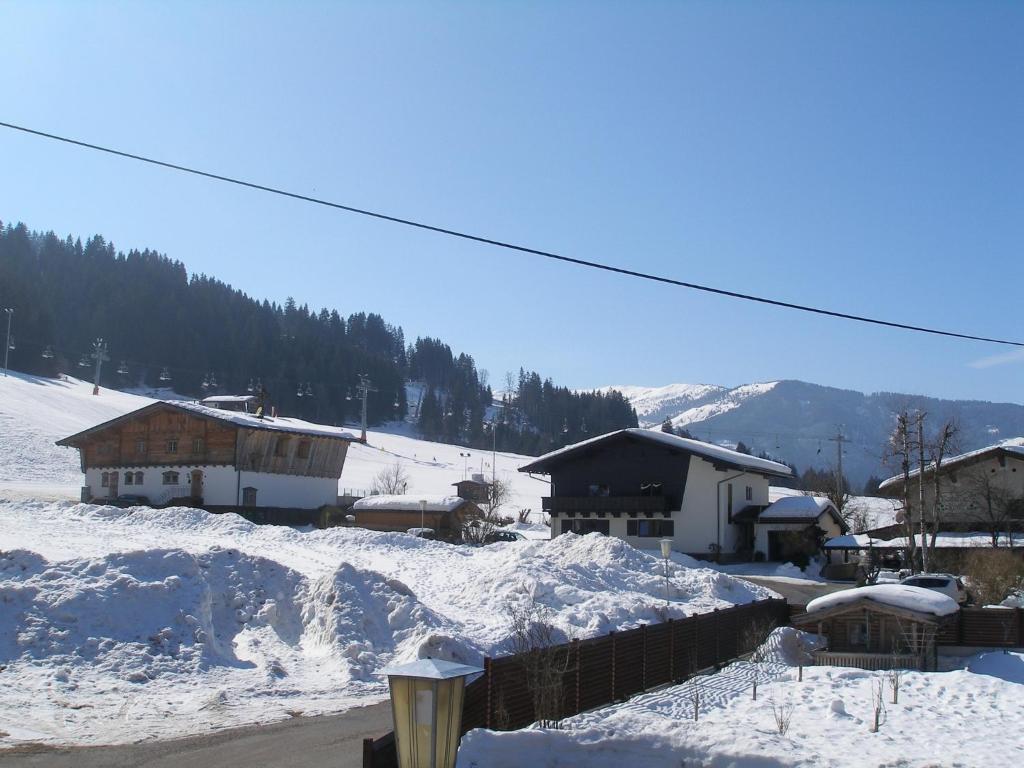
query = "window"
xmin=242 ymin=486 xmax=257 ymax=507
xmin=124 ymin=472 xmax=134 ymax=486
xmin=848 ymin=622 xmax=868 ymax=648
xmin=297 ymin=440 xmax=311 ymax=459
xmin=166 ymin=439 xmax=178 ymax=454
xmin=162 ymin=471 xmax=180 ymax=485
xmin=101 ymin=472 xmax=109 ymax=487
xmin=274 ymin=437 xmax=290 ymax=457
xmin=560 ymin=519 xmax=610 ymax=535
xmin=134 ymin=471 xmax=144 ymax=485
xmin=135 ymin=439 xmax=146 ymax=455
xmin=745 ymin=486 xmax=753 ymax=501
xmin=639 ymin=482 xmax=663 ymax=497
xmin=627 ymin=519 xmax=675 ymax=538
xmin=192 ymin=437 xmax=203 ymax=454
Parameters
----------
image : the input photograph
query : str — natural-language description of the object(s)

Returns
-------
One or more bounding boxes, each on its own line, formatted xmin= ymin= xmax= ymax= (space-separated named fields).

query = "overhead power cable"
xmin=2 ymin=119 xmax=1021 ymax=348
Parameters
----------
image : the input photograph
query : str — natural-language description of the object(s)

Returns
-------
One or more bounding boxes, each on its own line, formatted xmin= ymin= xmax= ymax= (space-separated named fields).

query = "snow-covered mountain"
xmin=605 ymin=379 xmax=1024 ymax=487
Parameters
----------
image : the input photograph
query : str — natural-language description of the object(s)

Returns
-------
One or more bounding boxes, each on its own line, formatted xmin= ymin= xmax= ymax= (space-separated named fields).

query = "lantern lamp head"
xmin=659 ymin=538 xmax=672 ymax=559
xmin=381 ymin=658 xmax=483 ymax=768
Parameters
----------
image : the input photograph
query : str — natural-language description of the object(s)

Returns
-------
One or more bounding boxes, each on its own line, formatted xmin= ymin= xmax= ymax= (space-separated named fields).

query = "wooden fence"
xmin=363 ymin=598 xmax=789 ymax=768
xmin=790 ymin=605 xmax=1024 ymax=648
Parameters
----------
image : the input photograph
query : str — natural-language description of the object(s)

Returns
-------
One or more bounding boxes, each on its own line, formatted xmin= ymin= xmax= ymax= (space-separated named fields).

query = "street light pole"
xmin=2 ymin=308 xmax=12 ymax=376
xmin=660 ymin=538 xmax=672 ymax=606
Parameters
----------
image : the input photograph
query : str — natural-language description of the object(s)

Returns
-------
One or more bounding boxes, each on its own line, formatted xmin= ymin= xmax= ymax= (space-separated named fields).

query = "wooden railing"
xmin=541 ymin=496 xmax=673 ymax=515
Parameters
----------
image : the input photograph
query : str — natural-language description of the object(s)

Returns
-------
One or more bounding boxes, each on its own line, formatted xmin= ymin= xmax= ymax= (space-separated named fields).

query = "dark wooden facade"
xmin=59 ymin=402 xmax=350 ymax=479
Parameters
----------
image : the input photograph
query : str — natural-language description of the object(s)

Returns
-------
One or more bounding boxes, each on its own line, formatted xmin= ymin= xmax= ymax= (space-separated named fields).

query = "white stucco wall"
xmin=236 ymin=471 xmax=338 ymax=509
xmin=85 ymin=465 xmax=337 ymax=509
xmin=674 ymin=456 xmax=770 ymax=555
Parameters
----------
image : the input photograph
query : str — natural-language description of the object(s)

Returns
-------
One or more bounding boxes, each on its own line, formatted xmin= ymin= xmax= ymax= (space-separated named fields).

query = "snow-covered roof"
xmin=201 ymin=395 xmax=256 ymax=404
xmin=804 ymin=584 xmax=959 ymax=617
xmin=879 ymin=438 xmax=1024 ymax=490
xmin=351 ymin=494 xmax=469 ymax=513
xmin=518 ymin=428 xmax=792 ymax=477
xmin=824 ymin=533 xmax=883 ymax=549
xmin=57 ymin=400 xmax=357 ymax=446
xmin=759 ymin=495 xmax=833 ymax=520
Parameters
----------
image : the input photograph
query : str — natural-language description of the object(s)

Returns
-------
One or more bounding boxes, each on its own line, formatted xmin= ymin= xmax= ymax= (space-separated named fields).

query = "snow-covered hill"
xmin=0 ymin=371 xmax=547 ymax=517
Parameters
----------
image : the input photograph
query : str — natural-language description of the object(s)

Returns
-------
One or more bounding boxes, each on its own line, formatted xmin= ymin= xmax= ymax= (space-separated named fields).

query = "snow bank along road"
xmin=458 ymin=630 xmax=1024 ymax=768
xmin=0 ymin=500 xmax=772 ymax=747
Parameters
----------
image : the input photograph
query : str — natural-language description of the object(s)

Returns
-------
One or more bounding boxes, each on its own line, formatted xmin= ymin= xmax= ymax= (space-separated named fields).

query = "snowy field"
xmin=0 ymin=371 xmax=549 ymax=516
xmin=458 ymin=629 xmax=1024 ymax=768
xmin=0 ymin=500 xmax=771 ymax=747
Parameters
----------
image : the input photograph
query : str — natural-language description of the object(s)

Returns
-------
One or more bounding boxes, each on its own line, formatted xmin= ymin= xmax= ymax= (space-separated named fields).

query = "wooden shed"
xmin=351 ymin=494 xmax=482 ymax=542
xmin=792 ymin=584 xmax=959 ymax=670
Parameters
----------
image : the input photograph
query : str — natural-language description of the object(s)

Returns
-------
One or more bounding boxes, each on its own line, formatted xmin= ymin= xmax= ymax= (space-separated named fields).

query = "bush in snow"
xmin=506 ymin=591 xmax=575 ymax=729
xmin=963 ymin=549 xmax=1024 ymax=608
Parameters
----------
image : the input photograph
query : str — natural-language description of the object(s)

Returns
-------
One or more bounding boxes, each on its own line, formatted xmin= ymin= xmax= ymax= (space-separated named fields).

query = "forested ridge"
xmin=0 ymin=220 xmax=637 ymax=454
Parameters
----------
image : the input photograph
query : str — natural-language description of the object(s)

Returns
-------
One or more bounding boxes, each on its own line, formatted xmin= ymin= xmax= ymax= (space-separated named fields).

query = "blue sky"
xmin=1 ymin=1 xmax=1022 ymax=403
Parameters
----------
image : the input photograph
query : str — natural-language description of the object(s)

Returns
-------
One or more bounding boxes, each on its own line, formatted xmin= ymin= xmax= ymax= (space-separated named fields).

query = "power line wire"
xmin=2 ymin=120 xmax=1021 ymax=348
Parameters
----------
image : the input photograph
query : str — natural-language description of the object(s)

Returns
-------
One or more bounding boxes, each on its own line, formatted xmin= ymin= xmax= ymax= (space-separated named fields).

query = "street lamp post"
xmin=381 ymin=658 xmax=483 ymax=768
xmin=459 ymin=452 xmax=471 ymax=480
xmin=2 ymin=308 xmax=12 ymax=376
xmin=659 ymin=538 xmax=673 ymax=606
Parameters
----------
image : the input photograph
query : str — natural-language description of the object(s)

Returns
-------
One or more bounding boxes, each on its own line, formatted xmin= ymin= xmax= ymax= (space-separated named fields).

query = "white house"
xmin=751 ymin=494 xmax=847 ymax=560
xmin=57 ymin=400 xmax=355 ymax=511
xmin=518 ymin=428 xmax=796 ymax=560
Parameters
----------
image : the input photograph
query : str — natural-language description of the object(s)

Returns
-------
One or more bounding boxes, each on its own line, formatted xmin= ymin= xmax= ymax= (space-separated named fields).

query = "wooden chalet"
xmin=351 ymin=494 xmax=483 ymax=542
xmin=57 ymin=400 xmax=355 ymax=515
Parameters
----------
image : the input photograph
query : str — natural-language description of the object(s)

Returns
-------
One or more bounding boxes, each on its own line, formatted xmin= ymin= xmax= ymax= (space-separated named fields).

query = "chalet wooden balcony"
xmin=541 ymin=495 xmax=673 ymax=518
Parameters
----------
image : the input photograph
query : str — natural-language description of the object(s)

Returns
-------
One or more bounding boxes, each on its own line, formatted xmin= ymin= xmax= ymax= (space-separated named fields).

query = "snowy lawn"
xmin=458 ymin=634 xmax=1024 ymax=768
xmin=0 ymin=501 xmax=771 ymax=747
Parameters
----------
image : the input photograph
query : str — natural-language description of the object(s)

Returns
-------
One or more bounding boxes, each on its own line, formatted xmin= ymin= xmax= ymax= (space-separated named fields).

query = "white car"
xmin=899 ymin=573 xmax=968 ymax=604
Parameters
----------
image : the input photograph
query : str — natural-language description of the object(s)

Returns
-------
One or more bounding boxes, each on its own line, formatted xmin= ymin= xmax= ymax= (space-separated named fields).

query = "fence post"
xmin=641 ymin=623 xmax=648 ymax=691
xmin=1017 ymin=608 xmax=1023 ymax=647
xmin=668 ymin=618 xmax=675 ymax=682
xmin=484 ymin=656 xmax=492 ymax=729
xmin=610 ymin=630 xmax=617 ymax=701
xmin=714 ymin=608 xmax=721 ymax=668
xmin=574 ymin=639 xmax=581 ymax=715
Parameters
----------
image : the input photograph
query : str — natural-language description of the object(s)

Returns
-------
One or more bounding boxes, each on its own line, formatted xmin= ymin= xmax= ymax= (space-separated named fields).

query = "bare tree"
xmin=506 ymin=592 xmax=575 ymax=728
xmin=954 ymin=465 xmax=1024 ymax=548
xmin=885 ymin=661 xmax=904 ymax=705
xmin=924 ymin=419 xmax=959 ymax=568
xmin=516 ymin=507 xmax=532 ymax=524
xmin=769 ymin=689 xmax=795 ymax=735
xmin=886 ymin=410 xmax=917 ymax=572
xmin=483 ymin=476 xmax=512 ymax=516
xmin=870 ymin=678 xmax=887 ymax=732
xmin=369 ymin=462 xmax=410 ymax=495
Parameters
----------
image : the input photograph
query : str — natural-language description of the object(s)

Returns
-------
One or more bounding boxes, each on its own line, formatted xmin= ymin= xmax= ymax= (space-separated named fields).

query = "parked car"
xmin=483 ymin=530 xmax=526 ymax=544
xmin=111 ymin=494 xmax=151 ymax=507
xmin=899 ymin=573 xmax=968 ymax=604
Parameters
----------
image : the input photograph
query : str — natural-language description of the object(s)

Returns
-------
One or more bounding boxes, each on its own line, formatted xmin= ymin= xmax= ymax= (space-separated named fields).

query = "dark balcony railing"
xmin=541 ymin=496 xmax=673 ymax=515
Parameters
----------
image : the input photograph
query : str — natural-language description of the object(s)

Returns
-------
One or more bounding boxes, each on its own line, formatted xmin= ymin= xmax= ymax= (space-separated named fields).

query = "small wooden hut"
xmin=792 ymin=584 xmax=959 ymax=670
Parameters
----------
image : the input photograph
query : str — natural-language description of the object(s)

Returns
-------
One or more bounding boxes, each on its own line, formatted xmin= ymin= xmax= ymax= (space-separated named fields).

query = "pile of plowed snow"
xmin=0 ymin=500 xmax=773 ymax=746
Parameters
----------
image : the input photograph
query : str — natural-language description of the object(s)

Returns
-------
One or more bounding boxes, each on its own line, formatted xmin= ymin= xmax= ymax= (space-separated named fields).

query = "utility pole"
xmin=355 ymin=373 xmax=377 ymax=443
xmin=828 ymin=426 xmax=846 ymax=512
xmin=90 ymin=338 xmax=109 ymax=396
xmin=2 ymin=308 xmax=12 ymax=377
xmin=916 ymin=410 xmax=928 ymax=573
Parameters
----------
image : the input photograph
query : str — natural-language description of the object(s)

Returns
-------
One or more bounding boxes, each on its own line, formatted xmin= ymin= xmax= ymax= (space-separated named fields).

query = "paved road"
xmin=0 ymin=702 xmax=392 ymax=768
xmin=736 ymin=575 xmax=852 ymax=607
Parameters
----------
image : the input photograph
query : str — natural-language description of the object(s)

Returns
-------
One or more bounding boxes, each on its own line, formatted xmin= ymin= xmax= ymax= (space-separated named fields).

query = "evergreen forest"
xmin=0 ymin=220 xmax=638 ymax=455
